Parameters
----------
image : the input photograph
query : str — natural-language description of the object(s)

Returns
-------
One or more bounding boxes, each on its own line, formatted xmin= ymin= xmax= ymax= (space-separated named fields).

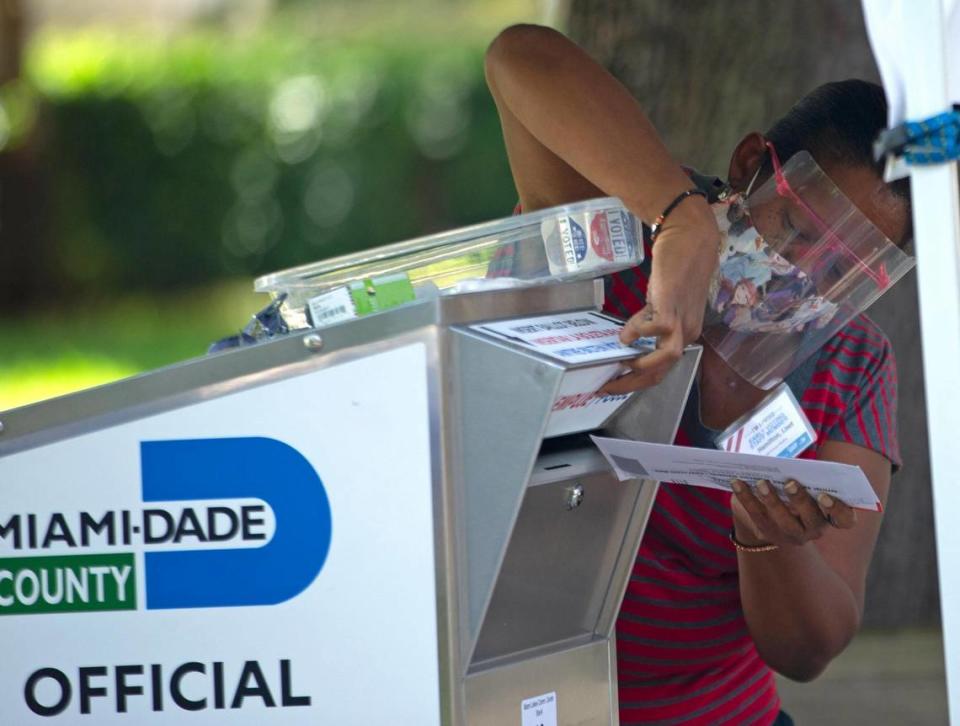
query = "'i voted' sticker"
xmin=715 ymin=383 xmax=816 ymax=459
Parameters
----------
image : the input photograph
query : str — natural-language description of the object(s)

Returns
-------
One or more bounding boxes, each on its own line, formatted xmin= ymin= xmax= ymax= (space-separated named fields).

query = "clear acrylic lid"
xmin=254 ymin=197 xmax=644 ymax=324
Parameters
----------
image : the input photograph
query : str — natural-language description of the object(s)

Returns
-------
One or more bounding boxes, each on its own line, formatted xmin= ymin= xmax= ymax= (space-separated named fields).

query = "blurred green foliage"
xmin=15 ymin=28 xmax=516 ymax=297
xmin=0 ymin=13 xmax=528 ymax=409
xmin=0 ymin=282 xmax=267 ymax=410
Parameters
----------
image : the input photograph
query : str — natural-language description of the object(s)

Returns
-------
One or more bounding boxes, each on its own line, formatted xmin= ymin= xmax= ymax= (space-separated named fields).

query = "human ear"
xmin=727 ymin=133 xmax=768 ymax=192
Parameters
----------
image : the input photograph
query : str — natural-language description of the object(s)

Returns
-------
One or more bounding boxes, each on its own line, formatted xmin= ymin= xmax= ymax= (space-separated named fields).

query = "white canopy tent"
xmin=862 ymin=0 xmax=960 ymax=722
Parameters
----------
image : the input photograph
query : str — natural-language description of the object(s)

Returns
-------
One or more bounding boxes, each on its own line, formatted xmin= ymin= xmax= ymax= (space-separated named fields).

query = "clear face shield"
xmin=701 ymin=143 xmax=916 ymax=390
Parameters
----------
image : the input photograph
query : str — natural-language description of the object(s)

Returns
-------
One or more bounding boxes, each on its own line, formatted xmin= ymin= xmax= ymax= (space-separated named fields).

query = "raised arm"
xmin=485 ymin=24 xmax=720 ymax=388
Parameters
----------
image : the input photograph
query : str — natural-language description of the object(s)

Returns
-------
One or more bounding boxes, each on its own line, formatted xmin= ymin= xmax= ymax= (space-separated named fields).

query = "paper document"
xmin=473 ymin=311 xmax=654 ymax=365
xmin=591 ymin=436 xmax=882 ymax=512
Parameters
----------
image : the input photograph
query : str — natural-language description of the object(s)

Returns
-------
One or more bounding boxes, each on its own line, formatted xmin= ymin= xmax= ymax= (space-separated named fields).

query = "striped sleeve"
xmin=814 ymin=315 xmax=901 ymax=469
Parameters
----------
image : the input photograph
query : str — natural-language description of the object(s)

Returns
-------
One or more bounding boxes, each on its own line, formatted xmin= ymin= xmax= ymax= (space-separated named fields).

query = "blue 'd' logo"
xmin=140 ymin=437 xmax=332 ymax=610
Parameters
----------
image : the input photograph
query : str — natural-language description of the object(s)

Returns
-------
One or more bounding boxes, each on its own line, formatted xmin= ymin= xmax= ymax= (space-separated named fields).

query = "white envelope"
xmin=590 ymin=436 xmax=882 ymax=512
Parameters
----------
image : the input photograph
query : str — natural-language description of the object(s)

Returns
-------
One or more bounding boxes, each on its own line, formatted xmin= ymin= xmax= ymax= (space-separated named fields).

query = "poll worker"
xmin=486 ymin=24 xmax=913 ymax=726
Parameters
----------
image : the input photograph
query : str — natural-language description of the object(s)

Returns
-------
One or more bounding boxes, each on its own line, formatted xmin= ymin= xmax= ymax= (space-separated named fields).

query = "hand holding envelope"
xmin=728 ymin=476 xmax=858 ymax=548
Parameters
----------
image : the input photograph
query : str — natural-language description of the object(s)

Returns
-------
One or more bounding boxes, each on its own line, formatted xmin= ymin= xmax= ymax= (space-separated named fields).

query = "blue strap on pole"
xmin=874 ymin=106 xmax=960 ymax=165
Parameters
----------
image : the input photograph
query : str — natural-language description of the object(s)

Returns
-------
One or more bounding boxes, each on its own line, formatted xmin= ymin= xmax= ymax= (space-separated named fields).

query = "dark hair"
xmin=764 ymin=79 xmax=911 ymax=207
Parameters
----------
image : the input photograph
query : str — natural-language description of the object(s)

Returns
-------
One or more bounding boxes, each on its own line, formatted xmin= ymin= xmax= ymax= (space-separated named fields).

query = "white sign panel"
xmin=591 ymin=436 xmax=882 ymax=512
xmin=0 ymin=344 xmax=440 ymax=724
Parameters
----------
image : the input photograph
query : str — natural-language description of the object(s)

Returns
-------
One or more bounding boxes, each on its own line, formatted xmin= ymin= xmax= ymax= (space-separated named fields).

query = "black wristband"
xmin=649 ymin=188 xmax=708 ymax=243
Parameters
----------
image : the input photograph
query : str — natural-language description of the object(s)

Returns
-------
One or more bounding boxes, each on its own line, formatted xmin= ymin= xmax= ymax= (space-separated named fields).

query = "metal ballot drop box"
xmin=0 ymin=280 xmax=699 ymax=726
xmin=0 ymin=198 xmax=700 ymax=725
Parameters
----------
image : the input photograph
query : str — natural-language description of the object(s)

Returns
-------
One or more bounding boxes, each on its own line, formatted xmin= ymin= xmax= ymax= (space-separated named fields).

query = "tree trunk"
xmin=0 ymin=0 xmax=22 ymax=81
xmin=0 ymin=0 xmax=50 ymax=310
xmin=567 ymin=0 xmax=939 ymax=629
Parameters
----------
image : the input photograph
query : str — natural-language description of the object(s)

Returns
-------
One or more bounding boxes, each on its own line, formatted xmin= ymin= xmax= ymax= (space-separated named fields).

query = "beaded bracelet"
xmin=649 ymin=188 xmax=708 ymax=243
xmin=729 ymin=528 xmax=780 ymax=553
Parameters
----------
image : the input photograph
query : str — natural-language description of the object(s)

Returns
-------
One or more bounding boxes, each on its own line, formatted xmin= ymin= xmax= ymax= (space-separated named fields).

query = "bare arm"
xmin=485 ymin=25 xmax=720 ymax=387
xmin=731 ymin=440 xmax=890 ymax=681
xmin=486 ymin=24 xmax=696 ymax=218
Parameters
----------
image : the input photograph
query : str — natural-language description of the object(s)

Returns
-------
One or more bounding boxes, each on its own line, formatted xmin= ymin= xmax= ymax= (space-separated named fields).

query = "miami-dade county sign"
xmin=0 ymin=344 xmax=440 ymax=725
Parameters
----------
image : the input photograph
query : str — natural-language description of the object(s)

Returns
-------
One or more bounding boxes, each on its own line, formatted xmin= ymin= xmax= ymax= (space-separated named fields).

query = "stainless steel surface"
xmin=605 ymin=344 xmax=702 ymax=442
xmin=471 ymin=472 xmax=644 ymax=667
xmin=594 ymin=479 xmax=660 ymax=641
xmin=437 ymin=278 xmax=600 ymax=326
xmin=465 ymin=346 xmax=699 ymax=671
xmin=0 ymin=279 xmax=700 ymax=726
xmin=450 ymin=326 xmax=565 ymax=667
xmin=435 ymin=281 xmax=610 ymax=721
xmin=432 ymin=280 xmax=609 ymax=722
xmin=595 ymin=345 xmax=701 ymax=640
xmin=465 ymin=639 xmax=618 ymax=726
xmin=426 ymin=327 xmax=463 ymax=726
xmin=565 ymin=484 xmax=585 ymax=510
xmin=530 ymin=443 xmax=612 ymax=487
xmin=302 ymin=332 xmax=324 ymax=351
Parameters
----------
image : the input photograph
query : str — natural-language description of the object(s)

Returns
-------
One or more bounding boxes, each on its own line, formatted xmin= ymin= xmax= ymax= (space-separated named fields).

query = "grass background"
xmin=0 ymin=283 xmax=266 ymax=410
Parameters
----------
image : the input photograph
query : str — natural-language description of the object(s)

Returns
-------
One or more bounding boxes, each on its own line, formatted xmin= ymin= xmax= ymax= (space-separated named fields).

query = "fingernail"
xmin=731 ymin=479 xmax=743 ymax=494
xmin=757 ymin=480 xmax=770 ymax=496
xmin=818 ymin=493 xmax=834 ymax=508
xmin=785 ymin=480 xmax=799 ymax=495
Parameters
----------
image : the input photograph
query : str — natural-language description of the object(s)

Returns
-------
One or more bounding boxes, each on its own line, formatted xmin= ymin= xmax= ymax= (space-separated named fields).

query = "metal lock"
xmin=564 ymin=483 xmax=584 ymax=510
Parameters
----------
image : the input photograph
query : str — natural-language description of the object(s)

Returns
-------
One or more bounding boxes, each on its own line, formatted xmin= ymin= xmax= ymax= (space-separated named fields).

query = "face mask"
xmin=706 ymin=194 xmax=839 ymax=334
